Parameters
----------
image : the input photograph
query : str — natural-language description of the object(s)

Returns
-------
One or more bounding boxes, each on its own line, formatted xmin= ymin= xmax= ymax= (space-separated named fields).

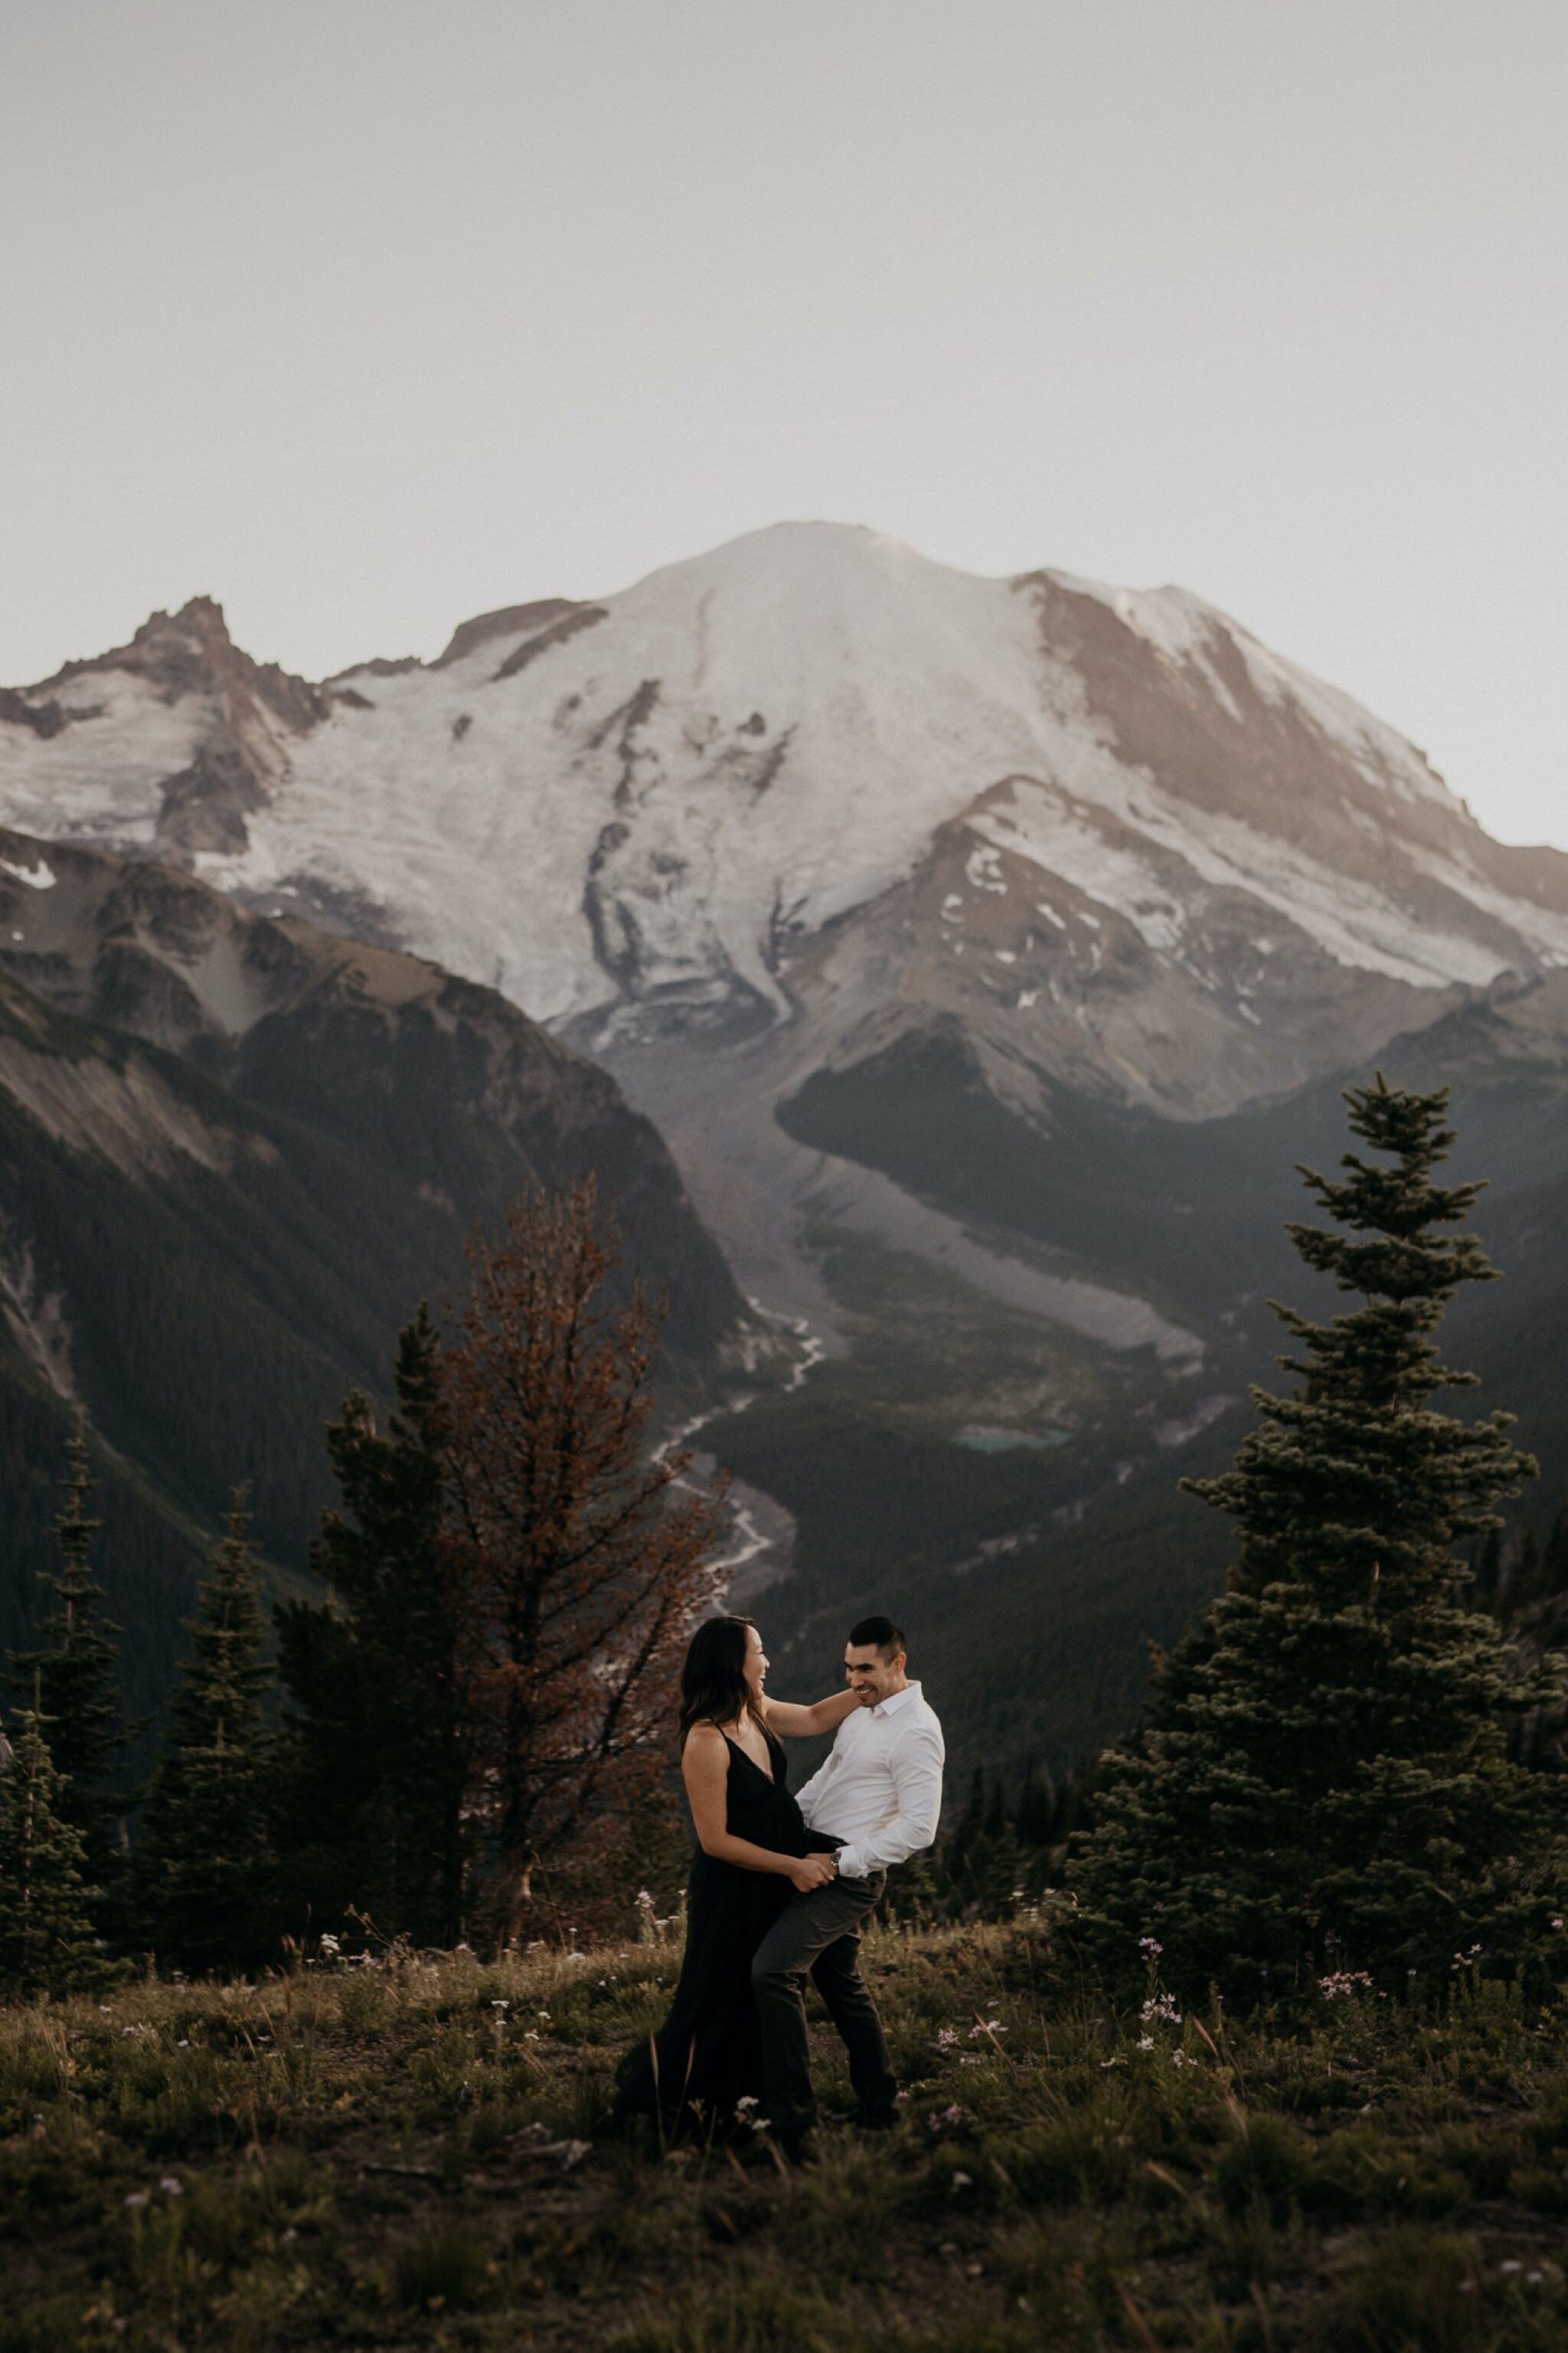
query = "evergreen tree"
xmin=137 ymin=1494 xmax=277 ymax=1975
xmin=1473 ymin=1527 xmax=1504 ymax=1613
xmin=276 ymin=1307 xmax=468 ymax=1946
xmin=1071 ymin=1077 xmax=1565 ymax=1997
xmin=6 ymin=1423 xmax=137 ymax=1913
xmin=440 ymin=1182 xmax=725 ymax=1939
xmin=980 ymin=1809 xmax=1023 ymax=1918
xmin=1014 ymin=1766 xmax=1057 ymax=1850
xmin=1512 ymin=1528 xmax=1545 ymax=1610
xmin=0 ymin=1679 xmax=109 ymax=1996
xmin=1544 ymin=1506 xmax=1568 ymax=1601
xmin=939 ymin=1765 xmax=987 ymax=1913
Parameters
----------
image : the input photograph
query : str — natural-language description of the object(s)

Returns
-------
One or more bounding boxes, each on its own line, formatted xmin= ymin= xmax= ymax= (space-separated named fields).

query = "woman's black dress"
xmin=612 ymin=1725 xmax=835 ymax=2132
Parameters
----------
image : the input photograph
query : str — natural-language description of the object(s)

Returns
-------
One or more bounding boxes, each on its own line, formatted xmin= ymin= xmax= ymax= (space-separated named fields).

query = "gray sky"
xmin=3 ymin=0 xmax=1564 ymax=846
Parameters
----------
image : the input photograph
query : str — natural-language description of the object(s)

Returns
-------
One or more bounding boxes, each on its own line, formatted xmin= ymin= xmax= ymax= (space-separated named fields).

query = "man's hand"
xmin=787 ymin=1852 xmax=838 ymax=1894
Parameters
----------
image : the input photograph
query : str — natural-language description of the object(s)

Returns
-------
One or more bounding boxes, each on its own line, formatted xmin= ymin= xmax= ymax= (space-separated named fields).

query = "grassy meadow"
xmin=5 ymin=1918 xmax=1568 ymax=2351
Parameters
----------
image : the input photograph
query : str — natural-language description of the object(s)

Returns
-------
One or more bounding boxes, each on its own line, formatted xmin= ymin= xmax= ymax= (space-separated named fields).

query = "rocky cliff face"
xmin=0 ymin=826 xmax=769 ymax=1717
xmin=6 ymin=528 xmax=1567 ymax=1766
xmin=6 ymin=522 xmax=1566 ymax=1345
xmin=5 ymin=526 xmax=1564 ymax=1064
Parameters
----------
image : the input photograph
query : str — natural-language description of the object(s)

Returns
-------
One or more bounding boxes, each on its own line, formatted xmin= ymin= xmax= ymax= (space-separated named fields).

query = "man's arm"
xmin=834 ymin=1721 xmax=945 ymax=1880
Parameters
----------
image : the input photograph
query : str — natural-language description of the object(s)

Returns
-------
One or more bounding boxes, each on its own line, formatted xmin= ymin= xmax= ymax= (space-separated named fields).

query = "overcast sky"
xmin=3 ymin=0 xmax=1564 ymax=846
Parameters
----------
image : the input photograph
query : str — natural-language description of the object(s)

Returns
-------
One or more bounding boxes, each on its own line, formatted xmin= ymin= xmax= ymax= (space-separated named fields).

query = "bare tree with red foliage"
xmin=439 ymin=1179 xmax=727 ymax=1935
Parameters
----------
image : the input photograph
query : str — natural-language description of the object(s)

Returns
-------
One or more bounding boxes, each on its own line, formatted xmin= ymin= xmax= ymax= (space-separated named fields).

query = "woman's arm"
xmin=760 ymin=1686 xmax=861 ymax=1740
xmin=682 ymin=1726 xmax=837 ymax=1889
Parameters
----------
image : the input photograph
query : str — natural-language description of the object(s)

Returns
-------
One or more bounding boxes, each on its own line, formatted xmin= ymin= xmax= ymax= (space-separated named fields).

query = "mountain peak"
xmin=138 ymin=593 xmax=234 ymax=644
xmin=5 ymin=522 xmax=1566 ymax=1095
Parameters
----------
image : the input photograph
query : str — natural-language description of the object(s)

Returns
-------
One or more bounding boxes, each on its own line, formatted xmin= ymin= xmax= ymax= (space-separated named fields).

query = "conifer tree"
xmin=1072 ymin=1077 xmax=1565 ymax=1995
xmin=137 ymin=1493 xmax=277 ymax=1974
xmin=276 ymin=1306 xmax=468 ymax=1946
xmin=1473 ymin=1527 xmax=1504 ymax=1613
xmin=1544 ymin=1506 xmax=1568 ymax=1602
xmin=6 ymin=1423 xmax=137 ymax=1912
xmin=0 ymin=1679 xmax=109 ymax=1996
xmin=440 ymin=1181 xmax=725 ymax=1938
xmin=1014 ymin=1765 xmax=1057 ymax=1851
xmin=1512 ymin=1528 xmax=1545 ymax=1610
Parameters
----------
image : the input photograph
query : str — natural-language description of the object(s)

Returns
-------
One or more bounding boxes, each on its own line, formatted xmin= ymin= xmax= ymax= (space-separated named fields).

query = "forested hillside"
xmin=0 ymin=832 xmax=760 ymax=1721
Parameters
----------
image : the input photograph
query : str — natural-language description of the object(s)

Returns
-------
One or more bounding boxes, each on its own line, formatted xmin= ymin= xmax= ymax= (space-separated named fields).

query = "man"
xmin=750 ymin=1615 xmax=944 ymax=2158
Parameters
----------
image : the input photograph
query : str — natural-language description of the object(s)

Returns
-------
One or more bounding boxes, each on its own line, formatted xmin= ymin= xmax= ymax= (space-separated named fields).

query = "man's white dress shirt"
xmin=795 ymin=1680 xmax=945 ymax=1882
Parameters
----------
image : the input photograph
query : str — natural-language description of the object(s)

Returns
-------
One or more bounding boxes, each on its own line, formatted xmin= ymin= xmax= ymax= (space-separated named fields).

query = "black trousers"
xmin=750 ymin=1871 xmax=894 ymax=2136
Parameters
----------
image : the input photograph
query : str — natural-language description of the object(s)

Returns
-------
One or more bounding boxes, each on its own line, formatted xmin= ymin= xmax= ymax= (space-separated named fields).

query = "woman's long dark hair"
xmin=678 ymin=1616 xmax=761 ymax=1747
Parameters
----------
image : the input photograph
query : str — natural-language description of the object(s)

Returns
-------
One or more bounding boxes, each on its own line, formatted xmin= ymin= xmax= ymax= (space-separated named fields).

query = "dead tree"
xmin=440 ymin=1179 xmax=726 ymax=1933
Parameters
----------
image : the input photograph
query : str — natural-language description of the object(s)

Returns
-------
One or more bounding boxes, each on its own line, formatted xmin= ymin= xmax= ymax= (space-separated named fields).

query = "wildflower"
xmin=1319 ymin=1970 xmax=1375 ymax=1999
xmin=935 ymin=2027 xmax=958 ymax=2049
xmin=969 ymin=2016 xmax=1006 ymax=2038
xmin=1136 ymin=2035 xmax=1155 ymax=2051
xmin=1140 ymin=1992 xmax=1181 ymax=2026
xmin=158 ymin=2178 xmax=183 ymax=2197
xmin=176 ymin=2040 xmax=189 ymax=2050
xmin=959 ymin=2054 xmax=979 ymax=2067
xmin=1138 ymin=1934 xmax=1163 ymax=1958
xmin=735 ymin=2094 xmax=760 ymax=2113
xmin=1552 ymin=1918 xmax=1564 ymax=1932
xmin=124 ymin=2192 xmax=149 ymax=2209
xmin=318 ymin=1932 xmax=341 ymax=1959
xmin=491 ymin=1998 xmax=511 ymax=2012
xmin=1501 ymin=2260 xmax=1521 ymax=2276
xmin=951 ymin=2171 xmax=973 ymax=2189
xmin=1171 ymin=2049 xmax=1191 ymax=2069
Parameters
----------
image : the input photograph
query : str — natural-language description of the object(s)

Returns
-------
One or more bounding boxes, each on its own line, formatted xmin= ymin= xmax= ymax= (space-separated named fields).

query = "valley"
xmin=3 ymin=526 xmax=1566 ymax=1775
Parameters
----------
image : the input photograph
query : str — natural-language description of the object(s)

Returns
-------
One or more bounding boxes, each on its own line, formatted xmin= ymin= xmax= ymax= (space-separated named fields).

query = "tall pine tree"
xmin=276 ymin=1307 xmax=468 ymax=1946
xmin=137 ymin=1493 xmax=277 ymax=1975
xmin=1072 ymin=1077 xmax=1565 ymax=1996
xmin=6 ymin=1422 xmax=137 ymax=1918
xmin=0 ymin=1678 xmax=109 ymax=1997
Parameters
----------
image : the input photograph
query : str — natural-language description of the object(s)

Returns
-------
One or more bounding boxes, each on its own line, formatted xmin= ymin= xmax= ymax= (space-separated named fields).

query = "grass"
xmin=3 ymin=1921 xmax=1568 ymax=2348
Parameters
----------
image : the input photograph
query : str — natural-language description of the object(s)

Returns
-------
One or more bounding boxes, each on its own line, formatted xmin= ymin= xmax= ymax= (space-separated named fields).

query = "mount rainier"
xmin=6 ymin=518 xmax=1566 ymax=1332
xmin=8 ymin=523 xmax=1568 ymax=1763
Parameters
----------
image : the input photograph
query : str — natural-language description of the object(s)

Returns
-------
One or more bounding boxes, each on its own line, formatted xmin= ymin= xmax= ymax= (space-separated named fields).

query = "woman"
xmin=612 ymin=1615 xmax=859 ymax=2136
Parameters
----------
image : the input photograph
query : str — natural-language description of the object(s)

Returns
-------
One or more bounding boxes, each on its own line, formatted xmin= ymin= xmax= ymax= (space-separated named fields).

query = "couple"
xmin=614 ymin=1612 xmax=944 ymax=2159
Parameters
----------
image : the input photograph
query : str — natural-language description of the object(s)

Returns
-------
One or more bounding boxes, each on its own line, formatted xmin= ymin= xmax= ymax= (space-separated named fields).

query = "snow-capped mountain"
xmin=10 ymin=526 xmax=1568 ymax=1769
xmin=6 ymin=521 xmax=1568 ymax=1345
xmin=5 ymin=524 xmax=1564 ymax=1053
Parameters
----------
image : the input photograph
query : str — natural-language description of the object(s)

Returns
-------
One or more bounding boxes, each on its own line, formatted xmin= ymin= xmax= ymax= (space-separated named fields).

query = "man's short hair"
xmin=848 ymin=1615 xmax=905 ymax=1661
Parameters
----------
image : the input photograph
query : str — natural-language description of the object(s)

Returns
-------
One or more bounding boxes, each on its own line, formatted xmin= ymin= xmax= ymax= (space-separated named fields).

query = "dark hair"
xmin=678 ymin=1616 xmax=761 ymax=1746
xmin=848 ymin=1615 xmax=905 ymax=1661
